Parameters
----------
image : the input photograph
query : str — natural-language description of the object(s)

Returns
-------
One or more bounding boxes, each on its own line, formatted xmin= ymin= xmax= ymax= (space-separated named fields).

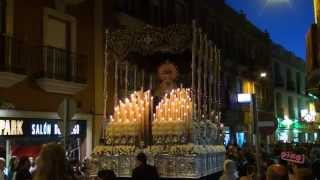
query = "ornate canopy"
xmin=107 ymin=24 xmax=192 ymax=60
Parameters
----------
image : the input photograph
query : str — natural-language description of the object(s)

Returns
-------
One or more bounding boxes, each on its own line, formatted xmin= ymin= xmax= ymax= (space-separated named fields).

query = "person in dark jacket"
xmin=132 ymin=152 xmax=159 ymax=180
xmin=15 ymin=156 xmax=32 ymax=180
xmin=311 ymin=147 xmax=320 ymax=180
xmin=97 ymin=169 xmax=116 ymax=180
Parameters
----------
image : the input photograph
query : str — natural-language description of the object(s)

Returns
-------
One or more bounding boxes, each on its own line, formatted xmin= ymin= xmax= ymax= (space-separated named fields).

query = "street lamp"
xmin=260 ymin=72 xmax=267 ymax=78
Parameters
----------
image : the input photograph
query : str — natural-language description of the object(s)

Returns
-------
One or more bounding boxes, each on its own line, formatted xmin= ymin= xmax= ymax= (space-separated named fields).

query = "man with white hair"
xmin=0 ymin=158 xmax=7 ymax=180
xmin=219 ymin=159 xmax=239 ymax=180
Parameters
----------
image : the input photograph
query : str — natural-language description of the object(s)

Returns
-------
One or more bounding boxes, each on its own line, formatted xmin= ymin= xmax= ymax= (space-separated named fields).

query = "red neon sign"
xmin=281 ymin=151 xmax=305 ymax=164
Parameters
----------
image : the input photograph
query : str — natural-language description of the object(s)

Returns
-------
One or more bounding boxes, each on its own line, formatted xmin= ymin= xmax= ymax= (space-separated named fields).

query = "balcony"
xmin=0 ymin=34 xmax=27 ymax=88
xmin=35 ymin=46 xmax=87 ymax=95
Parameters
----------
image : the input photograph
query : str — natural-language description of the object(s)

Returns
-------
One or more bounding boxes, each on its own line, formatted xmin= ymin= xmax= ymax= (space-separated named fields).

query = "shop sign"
xmin=237 ymin=93 xmax=252 ymax=103
xmin=301 ymin=109 xmax=316 ymax=122
xmin=0 ymin=118 xmax=85 ymax=137
xmin=0 ymin=120 xmax=23 ymax=135
xmin=31 ymin=122 xmax=80 ymax=136
xmin=281 ymin=151 xmax=305 ymax=164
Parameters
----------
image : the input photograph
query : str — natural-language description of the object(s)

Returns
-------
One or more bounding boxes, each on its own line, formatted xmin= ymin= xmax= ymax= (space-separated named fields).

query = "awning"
xmin=11 ymin=145 xmax=42 ymax=158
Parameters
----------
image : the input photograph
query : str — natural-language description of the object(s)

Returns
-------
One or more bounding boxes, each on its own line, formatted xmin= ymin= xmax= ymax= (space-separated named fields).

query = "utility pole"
xmin=58 ymin=98 xmax=76 ymax=152
xmin=63 ymin=98 xmax=70 ymax=151
xmin=237 ymin=93 xmax=262 ymax=177
xmin=251 ymin=94 xmax=261 ymax=179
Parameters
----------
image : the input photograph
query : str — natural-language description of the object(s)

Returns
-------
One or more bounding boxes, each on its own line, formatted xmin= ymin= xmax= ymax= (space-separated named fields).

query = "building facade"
xmin=304 ymin=0 xmax=320 ymax=143
xmin=194 ymin=1 xmax=273 ymax=146
xmin=273 ymin=44 xmax=318 ymax=143
xmin=0 ymin=0 xmax=108 ymax=160
xmin=0 ymin=0 xmax=277 ymax=158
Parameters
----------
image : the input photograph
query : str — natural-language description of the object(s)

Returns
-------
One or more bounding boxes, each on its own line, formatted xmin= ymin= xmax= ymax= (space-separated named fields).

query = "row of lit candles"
xmin=106 ymin=88 xmax=193 ymax=137
xmin=109 ymin=90 xmax=151 ymax=124
xmin=152 ymin=88 xmax=192 ymax=136
xmin=154 ymin=88 xmax=192 ymax=123
xmin=106 ymin=90 xmax=151 ymax=136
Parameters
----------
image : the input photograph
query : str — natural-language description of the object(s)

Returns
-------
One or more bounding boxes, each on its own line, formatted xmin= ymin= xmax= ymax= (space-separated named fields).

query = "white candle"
xmin=115 ymin=107 xmax=119 ymax=121
xmin=151 ymin=97 xmax=154 ymax=119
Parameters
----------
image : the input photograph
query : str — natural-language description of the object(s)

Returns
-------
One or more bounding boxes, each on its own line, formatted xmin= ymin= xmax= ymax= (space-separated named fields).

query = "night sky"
xmin=225 ymin=0 xmax=314 ymax=60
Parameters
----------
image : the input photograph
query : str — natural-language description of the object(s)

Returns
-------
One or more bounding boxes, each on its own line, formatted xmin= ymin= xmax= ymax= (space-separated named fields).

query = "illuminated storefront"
xmin=275 ymin=100 xmax=320 ymax=143
xmin=0 ymin=118 xmax=86 ymax=159
xmin=0 ymin=110 xmax=92 ymax=162
xmin=236 ymin=132 xmax=246 ymax=147
xmin=276 ymin=115 xmax=320 ymax=143
xmin=276 ymin=117 xmax=302 ymax=143
xmin=223 ymin=127 xmax=231 ymax=146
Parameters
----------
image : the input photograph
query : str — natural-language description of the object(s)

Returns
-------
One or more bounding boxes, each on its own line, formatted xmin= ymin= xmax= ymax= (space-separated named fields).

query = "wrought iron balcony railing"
xmin=37 ymin=46 xmax=87 ymax=83
xmin=0 ymin=34 xmax=26 ymax=73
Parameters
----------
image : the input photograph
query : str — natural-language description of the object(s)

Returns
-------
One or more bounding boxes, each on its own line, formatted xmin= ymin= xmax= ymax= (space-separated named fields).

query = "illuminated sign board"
xmin=237 ymin=93 xmax=252 ymax=103
xmin=301 ymin=108 xmax=316 ymax=122
xmin=0 ymin=120 xmax=23 ymax=136
xmin=31 ymin=123 xmax=51 ymax=135
xmin=31 ymin=122 xmax=80 ymax=136
xmin=0 ymin=119 xmax=85 ymax=137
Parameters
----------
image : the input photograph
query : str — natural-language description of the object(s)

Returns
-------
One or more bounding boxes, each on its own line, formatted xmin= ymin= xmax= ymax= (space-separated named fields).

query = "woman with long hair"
xmin=33 ymin=143 xmax=73 ymax=180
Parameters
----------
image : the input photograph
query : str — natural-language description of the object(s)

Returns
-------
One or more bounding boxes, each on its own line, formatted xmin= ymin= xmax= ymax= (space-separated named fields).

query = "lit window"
xmin=278 ymin=130 xmax=289 ymax=142
xmin=242 ymin=80 xmax=255 ymax=94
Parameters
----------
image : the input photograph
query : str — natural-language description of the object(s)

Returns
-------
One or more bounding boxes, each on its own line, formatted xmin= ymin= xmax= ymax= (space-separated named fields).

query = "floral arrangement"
xmin=93 ymin=145 xmax=136 ymax=156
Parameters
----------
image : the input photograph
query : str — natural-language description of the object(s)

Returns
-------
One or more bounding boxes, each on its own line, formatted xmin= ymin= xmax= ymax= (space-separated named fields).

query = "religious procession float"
xmin=86 ymin=22 xmax=226 ymax=179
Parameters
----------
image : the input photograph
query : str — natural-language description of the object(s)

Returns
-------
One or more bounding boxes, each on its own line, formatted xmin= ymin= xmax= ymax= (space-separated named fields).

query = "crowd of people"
xmin=1 ymin=142 xmax=320 ymax=180
xmin=0 ymin=143 xmax=160 ymax=180
xmin=220 ymin=143 xmax=320 ymax=180
xmin=0 ymin=143 xmax=86 ymax=180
